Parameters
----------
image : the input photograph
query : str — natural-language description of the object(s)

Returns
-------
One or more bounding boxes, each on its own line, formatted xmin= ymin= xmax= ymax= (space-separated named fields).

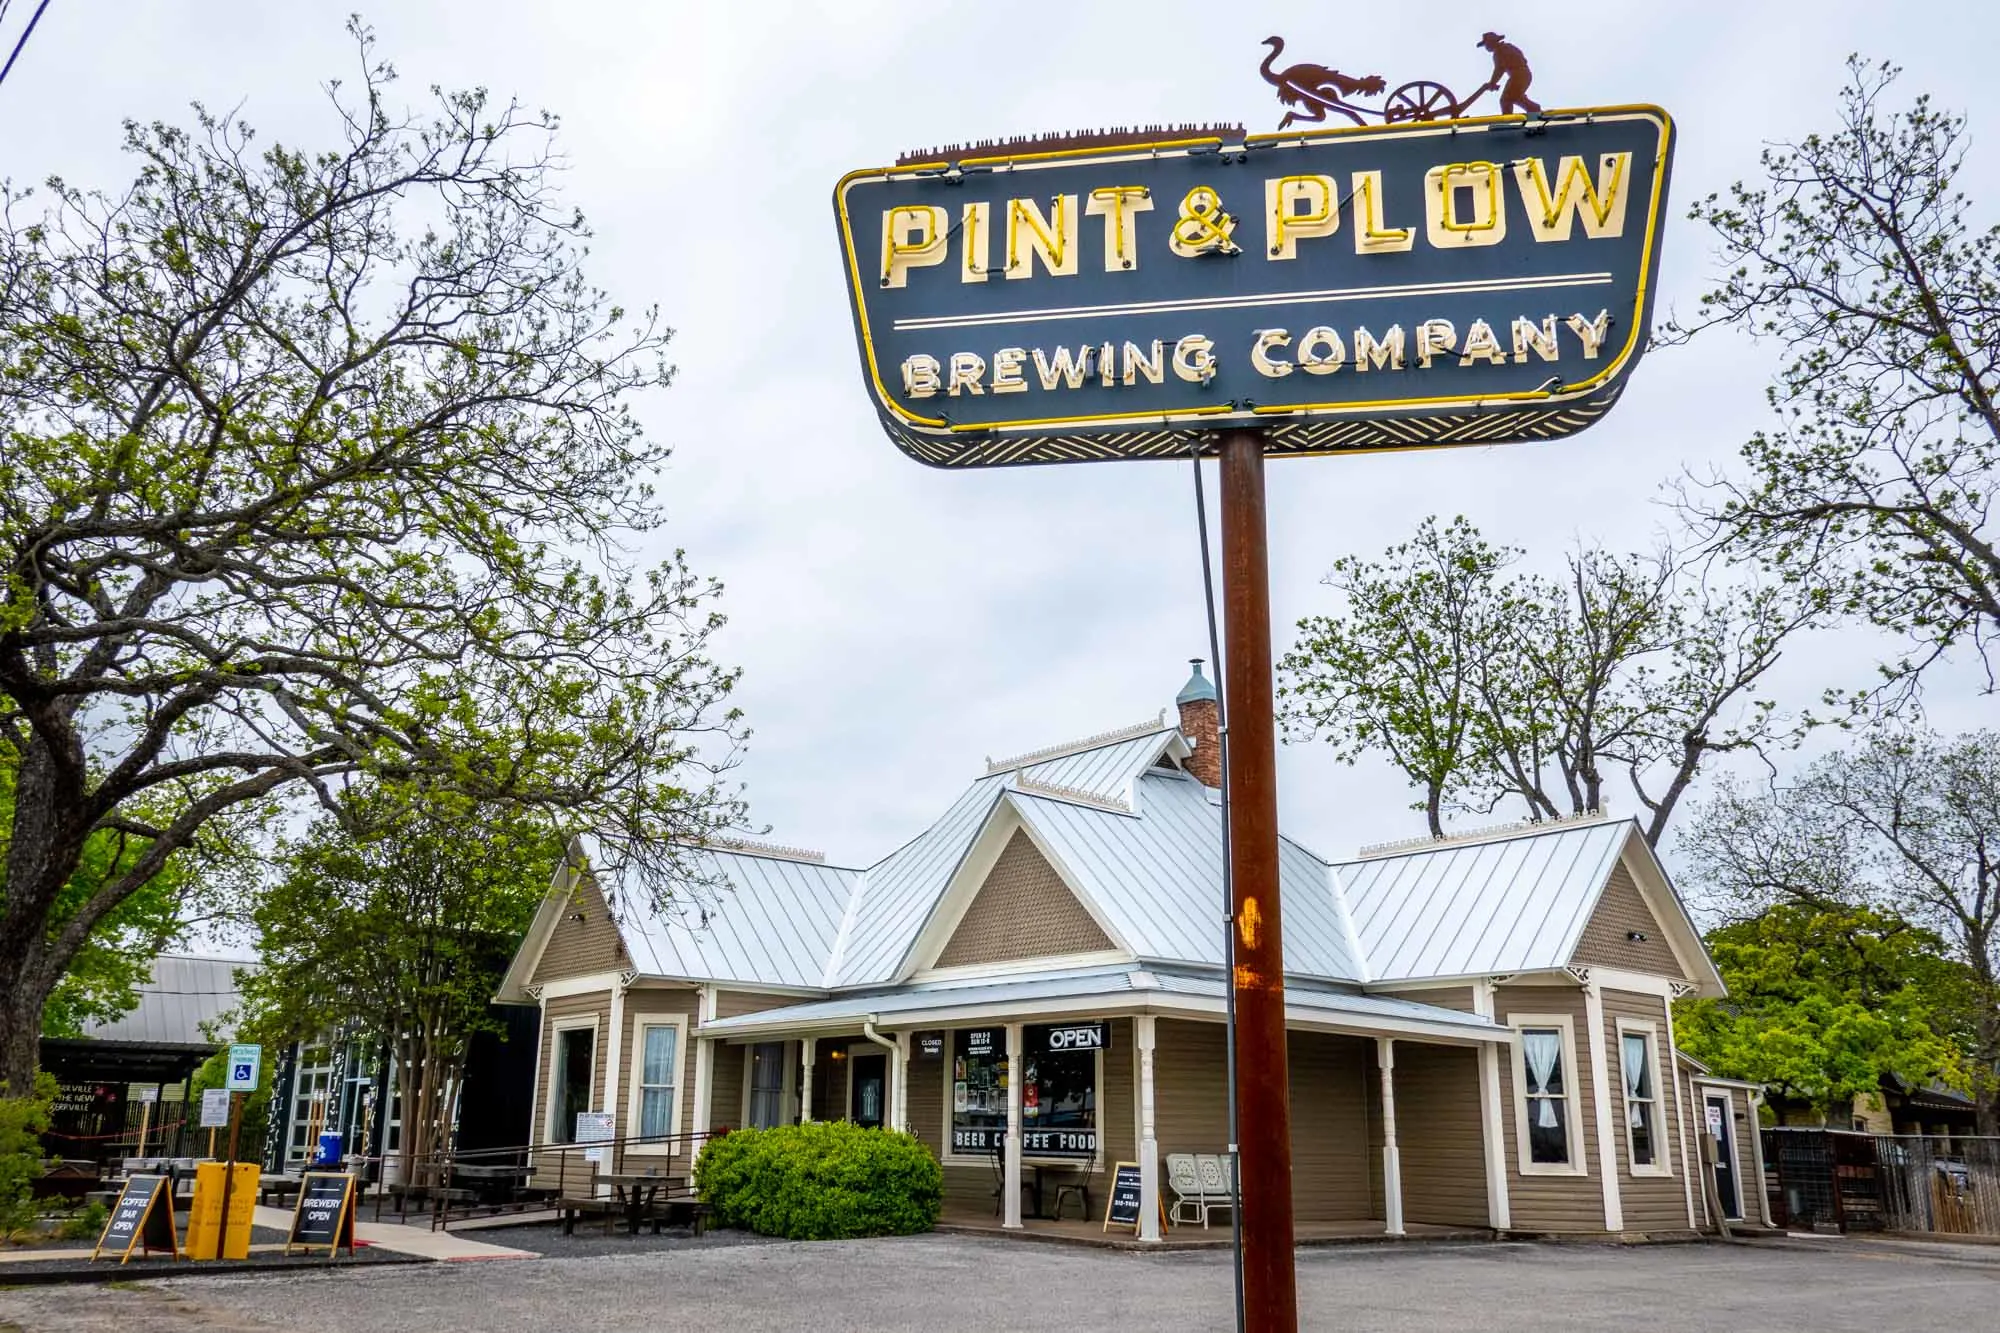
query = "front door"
xmin=850 ymin=1053 xmax=887 ymax=1129
xmin=555 ymin=1026 xmax=596 ymax=1142
xmin=1706 ymin=1093 xmax=1741 ymax=1219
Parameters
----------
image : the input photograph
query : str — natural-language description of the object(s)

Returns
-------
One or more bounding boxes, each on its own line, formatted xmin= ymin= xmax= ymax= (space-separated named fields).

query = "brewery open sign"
xmin=834 ymin=110 xmax=1672 ymax=467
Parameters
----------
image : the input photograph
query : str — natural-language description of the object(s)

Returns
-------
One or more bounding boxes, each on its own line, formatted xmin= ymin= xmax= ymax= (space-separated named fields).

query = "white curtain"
xmin=1623 ymin=1034 xmax=1649 ymax=1126
xmin=640 ymin=1027 xmax=677 ymax=1138
xmin=1523 ymin=1031 xmax=1562 ymax=1129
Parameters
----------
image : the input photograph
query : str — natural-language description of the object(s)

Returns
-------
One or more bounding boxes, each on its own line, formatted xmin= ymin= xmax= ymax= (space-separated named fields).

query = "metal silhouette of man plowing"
xmin=1475 ymin=31 xmax=1541 ymax=114
xmin=1258 ymin=32 xmax=1547 ymax=127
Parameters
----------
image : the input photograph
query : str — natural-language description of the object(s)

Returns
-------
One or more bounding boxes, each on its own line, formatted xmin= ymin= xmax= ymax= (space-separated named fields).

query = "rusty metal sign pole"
xmin=1218 ymin=428 xmax=1297 ymax=1331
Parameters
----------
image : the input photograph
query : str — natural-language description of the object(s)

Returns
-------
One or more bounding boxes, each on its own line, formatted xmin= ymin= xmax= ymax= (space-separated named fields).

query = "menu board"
xmin=287 ymin=1172 xmax=357 ymax=1257
xmin=1103 ymin=1162 xmax=1144 ymax=1232
xmin=93 ymin=1174 xmax=178 ymax=1263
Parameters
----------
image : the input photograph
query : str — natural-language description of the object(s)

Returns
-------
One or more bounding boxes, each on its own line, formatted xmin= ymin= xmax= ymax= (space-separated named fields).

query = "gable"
xmin=531 ymin=868 xmax=630 ymax=984
xmin=1568 ymin=860 xmax=1683 ymax=979
xmin=934 ymin=828 xmax=1114 ymax=969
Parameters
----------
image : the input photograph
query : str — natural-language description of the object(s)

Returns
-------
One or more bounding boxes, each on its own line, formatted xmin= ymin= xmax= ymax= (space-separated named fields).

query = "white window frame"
xmin=939 ymin=1025 xmax=1105 ymax=1168
xmin=624 ymin=1014 xmax=688 ymax=1156
xmin=543 ymin=1013 xmax=601 ymax=1145
xmin=1616 ymin=1018 xmax=1672 ymax=1178
xmin=1510 ymin=1013 xmax=1587 ymax=1177
xmin=740 ymin=1041 xmax=797 ymax=1130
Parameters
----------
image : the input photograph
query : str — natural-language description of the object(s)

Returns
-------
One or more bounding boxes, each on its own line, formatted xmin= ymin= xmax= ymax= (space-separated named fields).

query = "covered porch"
xmin=694 ymin=965 xmax=1512 ymax=1244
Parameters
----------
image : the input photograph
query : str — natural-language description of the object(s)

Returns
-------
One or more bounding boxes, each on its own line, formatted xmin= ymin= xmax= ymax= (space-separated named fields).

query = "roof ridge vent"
xmin=1015 ymin=772 xmax=1134 ymax=814
xmin=1355 ymin=809 xmax=1615 ymax=859
xmin=986 ymin=712 xmax=1168 ymax=774
xmin=706 ymin=836 xmax=828 ymax=864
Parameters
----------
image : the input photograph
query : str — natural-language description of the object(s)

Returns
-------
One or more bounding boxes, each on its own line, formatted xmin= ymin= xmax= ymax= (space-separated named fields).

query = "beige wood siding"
xmin=1373 ymin=986 xmax=1477 ymax=1014
xmin=713 ymin=991 xmax=801 ymax=1019
xmin=935 ymin=829 xmax=1113 ymax=968
xmin=1153 ymin=1019 xmax=1231 ymax=1162
xmin=1100 ymin=1018 xmax=1134 ymax=1165
xmin=1600 ymin=989 xmax=1688 ymax=1232
xmin=1392 ymin=1042 xmax=1489 ymax=1227
xmin=1494 ymin=983 xmax=1606 ymax=1233
xmin=530 ymin=871 xmax=629 ymax=984
xmin=1569 ymin=863 xmax=1684 ymax=979
xmin=1287 ymin=1032 xmax=1375 ymax=1223
xmin=710 ymin=1042 xmax=747 ymax=1132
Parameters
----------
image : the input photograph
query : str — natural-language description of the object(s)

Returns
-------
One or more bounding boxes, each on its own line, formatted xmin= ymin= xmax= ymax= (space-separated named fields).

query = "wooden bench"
xmin=557 ymin=1192 xmax=712 ymax=1236
xmin=258 ymin=1177 xmax=302 ymax=1207
xmin=557 ymin=1195 xmax=620 ymax=1236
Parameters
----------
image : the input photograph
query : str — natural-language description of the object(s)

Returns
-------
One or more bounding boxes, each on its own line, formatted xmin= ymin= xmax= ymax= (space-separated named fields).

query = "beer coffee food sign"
xmin=834 ymin=110 xmax=1672 ymax=467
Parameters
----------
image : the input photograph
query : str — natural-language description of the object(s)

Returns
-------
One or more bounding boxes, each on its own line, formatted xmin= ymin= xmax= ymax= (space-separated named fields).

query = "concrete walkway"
xmin=248 ymin=1205 xmax=539 ymax=1260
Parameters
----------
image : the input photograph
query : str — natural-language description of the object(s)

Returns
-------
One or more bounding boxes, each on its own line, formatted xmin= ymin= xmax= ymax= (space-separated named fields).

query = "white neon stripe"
xmin=890 ymin=272 xmax=1616 ymax=332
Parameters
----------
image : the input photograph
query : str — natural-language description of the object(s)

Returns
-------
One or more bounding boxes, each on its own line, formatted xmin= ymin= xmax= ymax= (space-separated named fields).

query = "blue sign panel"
xmin=834 ymin=109 xmax=1672 ymax=467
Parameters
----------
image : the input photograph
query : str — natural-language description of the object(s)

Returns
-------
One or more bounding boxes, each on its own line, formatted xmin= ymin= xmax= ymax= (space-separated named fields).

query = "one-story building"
xmin=497 ymin=665 xmax=1757 ymax=1240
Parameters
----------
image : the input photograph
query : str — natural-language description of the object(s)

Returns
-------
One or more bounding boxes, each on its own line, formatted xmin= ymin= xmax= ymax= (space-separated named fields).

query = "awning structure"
xmin=694 ymin=963 xmax=1506 ymax=1045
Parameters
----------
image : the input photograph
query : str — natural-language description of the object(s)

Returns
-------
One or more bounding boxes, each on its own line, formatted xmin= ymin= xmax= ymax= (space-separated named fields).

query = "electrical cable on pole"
xmin=1192 ymin=434 xmax=1248 ymax=1333
xmin=0 ymin=0 xmax=53 ymax=92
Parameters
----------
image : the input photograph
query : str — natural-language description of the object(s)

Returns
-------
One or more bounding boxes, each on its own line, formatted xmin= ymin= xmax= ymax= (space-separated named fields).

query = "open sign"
xmin=1039 ymin=1022 xmax=1105 ymax=1052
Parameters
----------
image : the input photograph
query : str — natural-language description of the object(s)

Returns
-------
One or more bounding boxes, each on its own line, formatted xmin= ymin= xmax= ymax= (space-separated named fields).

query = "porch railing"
xmin=1763 ymin=1129 xmax=2000 ymax=1238
xmin=412 ymin=1129 xmax=720 ymax=1231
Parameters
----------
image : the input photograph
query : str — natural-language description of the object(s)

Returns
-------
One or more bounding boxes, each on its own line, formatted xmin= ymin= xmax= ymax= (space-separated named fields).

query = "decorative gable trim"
xmin=898 ymin=796 xmax=1133 ymax=981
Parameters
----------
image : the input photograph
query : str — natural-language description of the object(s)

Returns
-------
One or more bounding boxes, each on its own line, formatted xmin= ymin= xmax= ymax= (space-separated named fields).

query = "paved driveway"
xmin=2 ymin=1235 xmax=1996 ymax=1332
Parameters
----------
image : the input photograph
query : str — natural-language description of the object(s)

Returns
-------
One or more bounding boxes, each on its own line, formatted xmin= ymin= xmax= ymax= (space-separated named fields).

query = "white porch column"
xmin=893 ymin=1032 xmax=911 ymax=1132
xmin=1377 ymin=1037 xmax=1405 ymax=1237
xmin=1472 ymin=981 xmax=1512 ymax=1231
xmin=603 ymin=982 xmax=626 ymax=1121
xmin=1582 ymin=978 xmax=1625 ymax=1232
xmin=1136 ymin=1016 xmax=1161 ymax=1243
xmin=1662 ymin=992 xmax=1698 ymax=1230
xmin=800 ymin=1036 xmax=816 ymax=1123
xmin=692 ymin=1039 xmax=715 ymax=1138
xmin=1003 ymin=1023 xmax=1024 ymax=1230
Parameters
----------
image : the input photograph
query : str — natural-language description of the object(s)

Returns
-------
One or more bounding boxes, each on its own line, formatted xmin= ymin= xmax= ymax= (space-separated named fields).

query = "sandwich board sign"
xmin=225 ymin=1043 xmax=261 ymax=1092
xmin=287 ymin=1172 xmax=358 ymax=1258
xmin=92 ymin=1174 xmax=179 ymax=1263
xmin=1101 ymin=1161 xmax=1164 ymax=1233
xmin=835 ymin=111 xmax=1672 ymax=468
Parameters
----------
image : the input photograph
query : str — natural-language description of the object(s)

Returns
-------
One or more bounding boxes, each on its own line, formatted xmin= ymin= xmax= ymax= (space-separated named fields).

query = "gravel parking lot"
xmin=2 ymin=1234 xmax=1996 ymax=1332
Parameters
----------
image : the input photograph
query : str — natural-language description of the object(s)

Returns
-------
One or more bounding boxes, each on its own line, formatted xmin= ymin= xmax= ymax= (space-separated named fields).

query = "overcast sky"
xmin=6 ymin=1 xmax=1995 ymax=877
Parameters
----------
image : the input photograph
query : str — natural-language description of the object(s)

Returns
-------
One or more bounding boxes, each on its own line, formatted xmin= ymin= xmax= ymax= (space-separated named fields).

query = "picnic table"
xmin=599 ymin=1171 xmax=681 ymax=1234
xmin=450 ymin=1161 xmax=533 ymax=1205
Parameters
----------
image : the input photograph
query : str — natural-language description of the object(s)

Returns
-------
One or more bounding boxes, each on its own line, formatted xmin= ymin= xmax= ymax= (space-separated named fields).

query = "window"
xmin=637 ymin=1025 xmax=678 ymax=1139
xmin=950 ymin=1028 xmax=1007 ymax=1155
xmin=948 ymin=1024 xmax=1101 ymax=1159
xmin=1511 ymin=1015 xmax=1583 ymax=1174
xmin=1021 ymin=1023 xmax=1098 ymax=1157
xmin=1619 ymin=1022 xmax=1668 ymax=1175
xmin=748 ymin=1043 xmax=786 ymax=1129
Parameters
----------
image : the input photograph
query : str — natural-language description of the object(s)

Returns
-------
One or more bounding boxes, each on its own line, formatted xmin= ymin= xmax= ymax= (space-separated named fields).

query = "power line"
xmin=0 ymin=0 xmax=54 ymax=93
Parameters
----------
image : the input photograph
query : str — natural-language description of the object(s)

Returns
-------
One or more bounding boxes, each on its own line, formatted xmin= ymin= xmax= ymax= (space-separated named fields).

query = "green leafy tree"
xmin=0 ymin=1073 xmax=53 ymax=1238
xmin=238 ymin=785 xmax=550 ymax=1181
xmin=0 ymin=23 xmax=746 ymax=1093
xmin=1673 ymin=904 xmax=1969 ymax=1122
xmin=1675 ymin=59 xmax=2000 ymax=694
xmin=1682 ymin=733 xmax=2000 ymax=1131
xmin=1279 ymin=516 xmax=1815 ymax=842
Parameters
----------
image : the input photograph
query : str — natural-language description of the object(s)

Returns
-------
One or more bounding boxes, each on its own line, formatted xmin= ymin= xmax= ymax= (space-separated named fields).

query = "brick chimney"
xmin=1176 ymin=659 xmax=1221 ymax=787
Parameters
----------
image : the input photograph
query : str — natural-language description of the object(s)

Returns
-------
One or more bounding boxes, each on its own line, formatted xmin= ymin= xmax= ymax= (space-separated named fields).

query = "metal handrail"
xmin=414 ymin=1129 xmax=723 ymax=1231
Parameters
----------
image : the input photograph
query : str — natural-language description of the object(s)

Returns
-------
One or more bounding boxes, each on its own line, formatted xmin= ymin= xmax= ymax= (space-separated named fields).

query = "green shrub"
xmin=56 ymin=1200 xmax=110 ymax=1242
xmin=694 ymin=1121 xmax=941 ymax=1240
xmin=0 ymin=1073 xmax=54 ymax=1241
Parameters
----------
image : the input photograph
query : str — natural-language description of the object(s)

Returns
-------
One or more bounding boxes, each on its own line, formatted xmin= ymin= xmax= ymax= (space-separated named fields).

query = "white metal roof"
xmin=1013 ymin=772 xmax=1363 ymax=982
xmin=81 ymin=955 xmax=249 ymax=1048
xmin=1337 ymin=820 xmax=1629 ymax=982
xmin=617 ymin=848 xmax=857 ymax=989
xmin=542 ymin=711 xmax=1708 ymax=1008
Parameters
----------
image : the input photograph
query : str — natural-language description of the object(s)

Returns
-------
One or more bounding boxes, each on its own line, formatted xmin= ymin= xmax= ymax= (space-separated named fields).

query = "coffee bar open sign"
xmin=834 ymin=111 xmax=1672 ymax=467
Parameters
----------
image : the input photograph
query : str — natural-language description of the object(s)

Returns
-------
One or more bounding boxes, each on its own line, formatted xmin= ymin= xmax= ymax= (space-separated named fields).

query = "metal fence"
xmin=1764 ymin=1129 xmax=2000 ymax=1237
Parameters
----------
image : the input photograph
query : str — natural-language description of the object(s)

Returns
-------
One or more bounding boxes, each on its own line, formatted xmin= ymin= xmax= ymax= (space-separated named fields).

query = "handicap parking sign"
xmin=226 ymin=1042 xmax=262 ymax=1091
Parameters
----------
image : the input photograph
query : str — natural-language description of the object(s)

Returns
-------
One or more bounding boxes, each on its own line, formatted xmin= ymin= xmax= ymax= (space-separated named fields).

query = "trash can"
xmin=311 ymin=1132 xmax=343 ymax=1168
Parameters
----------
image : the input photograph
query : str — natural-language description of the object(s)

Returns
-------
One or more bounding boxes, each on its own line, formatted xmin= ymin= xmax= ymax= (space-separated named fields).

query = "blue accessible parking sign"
xmin=225 ymin=1042 xmax=262 ymax=1092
